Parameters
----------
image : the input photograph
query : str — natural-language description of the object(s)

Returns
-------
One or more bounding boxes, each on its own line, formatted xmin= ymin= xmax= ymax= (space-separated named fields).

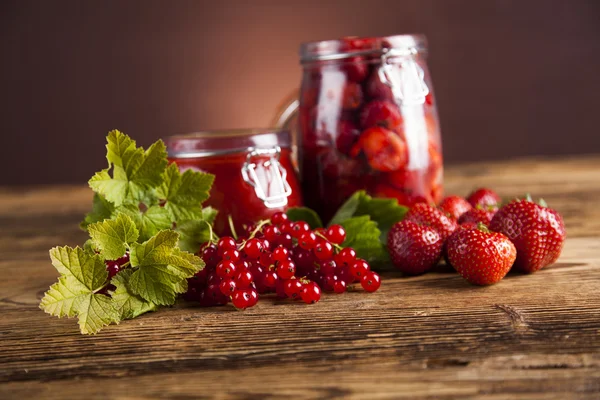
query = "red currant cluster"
xmin=184 ymin=212 xmax=381 ymax=309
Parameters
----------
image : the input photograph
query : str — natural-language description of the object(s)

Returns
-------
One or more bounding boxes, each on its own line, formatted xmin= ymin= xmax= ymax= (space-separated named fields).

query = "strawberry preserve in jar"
xmin=298 ymin=35 xmax=443 ymax=221
xmin=166 ymin=129 xmax=303 ymax=235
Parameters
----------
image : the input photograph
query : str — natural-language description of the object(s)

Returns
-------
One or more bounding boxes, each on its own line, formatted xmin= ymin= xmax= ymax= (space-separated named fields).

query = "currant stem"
xmin=315 ymin=231 xmax=343 ymax=251
xmin=238 ymin=219 xmax=271 ymax=250
xmin=228 ymin=215 xmax=238 ymax=241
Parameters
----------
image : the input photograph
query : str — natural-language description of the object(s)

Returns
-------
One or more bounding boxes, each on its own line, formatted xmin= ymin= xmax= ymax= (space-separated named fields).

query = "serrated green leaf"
xmin=77 ymin=293 xmax=120 ymax=334
xmin=88 ymin=131 xmax=167 ymax=206
xmin=49 ymin=246 xmax=108 ymax=290
xmin=39 ymin=275 xmax=89 ymax=318
xmin=175 ymin=219 xmax=214 ymax=253
xmin=202 ymin=206 xmax=218 ymax=224
xmin=118 ymin=204 xmax=172 ymax=242
xmin=157 ymin=163 xmax=215 ymax=221
xmin=87 ymin=213 xmax=139 ymax=260
xmin=42 ymin=247 xmax=118 ymax=334
xmin=128 ymin=230 xmax=202 ymax=305
xmin=286 ymin=207 xmax=323 ymax=229
xmin=81 ymin=193 xmax=114 ymax=229
xmin=339 ymin=216 xmax=386 ymax=263
xmin=110 ymin=269 xmax=157 ymax=320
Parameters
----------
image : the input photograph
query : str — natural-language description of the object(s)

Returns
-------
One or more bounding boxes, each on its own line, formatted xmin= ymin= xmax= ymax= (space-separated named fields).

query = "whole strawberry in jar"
xmin=297 ymin=35 xmax=443 ymax=221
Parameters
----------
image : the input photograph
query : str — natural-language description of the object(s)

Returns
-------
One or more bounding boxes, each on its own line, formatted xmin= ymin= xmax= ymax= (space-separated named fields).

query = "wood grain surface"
xmin=1 ymin=156 xmax=599 ymax=399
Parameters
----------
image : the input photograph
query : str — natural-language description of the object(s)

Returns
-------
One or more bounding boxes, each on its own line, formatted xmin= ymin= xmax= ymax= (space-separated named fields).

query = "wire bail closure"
xmin=378 ymin=47 xmax=429 ymax=106
xmin=242 ymin=147 xmax=292 ymax=209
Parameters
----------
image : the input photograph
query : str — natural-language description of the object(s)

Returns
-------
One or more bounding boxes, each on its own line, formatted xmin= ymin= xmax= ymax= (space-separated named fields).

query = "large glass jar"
xmin=166 ymin=129 xmax=303 ymax=235
xmin=297 ymin=35 xmax=443 ymax=222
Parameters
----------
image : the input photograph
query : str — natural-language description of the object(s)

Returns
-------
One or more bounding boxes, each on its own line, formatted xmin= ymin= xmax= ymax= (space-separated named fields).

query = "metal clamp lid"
xmin=378 ymin=48 xmax=429 ymax=106
xmin=241 ymin=147 xmax=292 ymax=209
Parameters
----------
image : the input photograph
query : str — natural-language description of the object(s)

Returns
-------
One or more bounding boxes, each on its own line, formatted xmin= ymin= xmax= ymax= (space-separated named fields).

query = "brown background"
xmin=1 ymin=0 xmax=599 ymax=185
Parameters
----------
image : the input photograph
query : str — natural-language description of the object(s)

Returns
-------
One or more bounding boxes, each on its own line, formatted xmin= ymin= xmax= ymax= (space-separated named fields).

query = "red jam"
xmin=298 ymin=35 xmax=443 ymax=222
xmin=166 ymin=130 xmax=303 ymax=235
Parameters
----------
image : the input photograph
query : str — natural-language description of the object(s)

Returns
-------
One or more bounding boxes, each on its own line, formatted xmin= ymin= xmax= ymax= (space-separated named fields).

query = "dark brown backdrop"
xmin=1 ymin=0 xmax=599 ymax=185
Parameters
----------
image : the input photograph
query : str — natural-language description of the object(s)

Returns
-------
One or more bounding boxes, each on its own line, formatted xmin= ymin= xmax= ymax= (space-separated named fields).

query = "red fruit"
xmin=313 ymin=239 xmax=334 ymax=260
xmin=243 ymin=238 xmax=263 ymax=258
xmin=467 ymin=188 xmax=501 ymax=208
xmin=219 ymin=279 xmax=237 ymax=296
xmin=459 ymin=206 xmax=497 ymax=226
xmin=360 ymin=271 xmax=381 ymax=292
xmin=387 ymin=220 xmax=443 ymax=274
xmin=271 ymin=211 xmax=289 ymax=226
xmin=325 ymin=224 xmax=347 ymax=245
xmin=349 ymin=259 xmax=370 ymax=279
xmin=301 ymin=282 xmax=322 ymax=304
xmin=446 ymin=226 xmax=516 ymax=285
xmin=439 ymin=195 xmax=472 ymax=220
xmin=350 ymin=127 xmax=408 ymax=172
xmin=404 ymin=203 xmax=458 ymax=242
xmin=284 ymin=279 xmax=304 ymax=299
xmin=365 ymin=70 xmax=394 ymax=101
xmin=335 ymin=120 xmax=361 ymax=156
xmin=342 ymin=82 xmax=363 ymax=110
xmin=359 ymin=100 xmax=403 ymax=131
xmin=489 ymin=199 xmax=566 ymax=273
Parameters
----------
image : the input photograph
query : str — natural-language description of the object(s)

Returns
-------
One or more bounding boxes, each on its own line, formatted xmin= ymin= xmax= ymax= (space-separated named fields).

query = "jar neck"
xmin=166 ymin=129 xmax=291 ymax=159
xmin=299 ymin=34 xmax=427 ymax=64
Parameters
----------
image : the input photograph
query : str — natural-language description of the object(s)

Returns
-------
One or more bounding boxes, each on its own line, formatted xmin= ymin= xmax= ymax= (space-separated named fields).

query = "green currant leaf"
xmin=41 ymin=246 xmax=119 ymax=334
xmin=81 ymin=193 xmax=114 ymax=229
xmin=339 ymin=215 xmax=386 ymax=263
xmin=328 ymin=192 xmax=362 ymax=226
xmin=118 ymin=204 xmax=172 ymax=242
xmin=128 ymin=230 xmax=203 ymax=305
xmin=286 ymin=207 xmax=323 ymax=229
xmin=176 ymin=220 xmax=214 ymax=254
xmin=157 ymin=163 xmax=215 ymax=222
xmin=110 ymin=269 xmax=157 ymax=320
xmin=88 ymin=130 xmax=167 ymax=206
xmin=202 ymin=206 xmax=218 ymax=224
xmin=87 ymin=213 xmax=139 ymax=260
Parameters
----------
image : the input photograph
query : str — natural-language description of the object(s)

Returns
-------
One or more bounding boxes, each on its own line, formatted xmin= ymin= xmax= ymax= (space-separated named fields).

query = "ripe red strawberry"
xmin=467 ymin=188 xmax=501 ymax=208
xmin=405 ymin=203 xmax=458 ymax=241
xmin=446 ymin=226 xmax=517 ymax=285
xmin=387 ymin=220 xmax=443 ymax=274
xmin=439 ymin=195 xmax=472 ymax=220
xmin=489 ymin=199 xmax=566 ymax=273
xmin=458 ymin=206 xmax=497 ymax=226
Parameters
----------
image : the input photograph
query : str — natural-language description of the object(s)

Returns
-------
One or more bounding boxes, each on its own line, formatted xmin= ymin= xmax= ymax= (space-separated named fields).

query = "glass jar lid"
xmin=166 ymin=129 xmax=292 ymax=158
xmin=300 ymin=34 xmax=427 ymax=64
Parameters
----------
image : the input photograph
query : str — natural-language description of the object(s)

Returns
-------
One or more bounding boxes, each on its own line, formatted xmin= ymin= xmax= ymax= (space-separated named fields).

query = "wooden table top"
xmin=1 ymin=156 xmax=600 ymax=399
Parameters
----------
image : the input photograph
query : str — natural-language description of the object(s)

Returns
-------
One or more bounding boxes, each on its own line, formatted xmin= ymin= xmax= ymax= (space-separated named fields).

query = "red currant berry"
xmin=293 ymin=248 xmax=315 ymax=270
xmin=201 ymin=245 xmax=220 ymax=269
xmin=207 ymin=271 xmax=221 ymax=285
xmin=217 ymin=236 xmax=237 ymax=255
xmin=361 ymin=271 xmax=381 ymax=292
xmin=243 ymin=238 xmax=263 ymax=258
xmin=335 ymin=247 xmax=357 ymax=266
xmin=279 ymin=233 xmax=293 ymax=248
xmin=319 ymin=259 xmax=337 ymax=276
xmin=263 ymin=270 xmax=278 ymax=288
xmin=298 ymin=231 xmax=317 ymax=250
xmin=350 ymin=259 xmax=370 ymax=279
xmin=219 ymin=279 xmax=237 ymax=296
xmin=326 ymin=224 xmax=347 ymax=245
xmin=235 ymin=260 xmax=250 ymax=272
xmin=333 ymin=279 xmax=347 ymax=294
xmin=313 ymin=240 xmax=334 ymax=260
xmin=231 ymin=289 xmax=253 ymax=309
xmin=339 ymin=267 xmax=356 ymax=284
xmin=276 ymin=260 xmax=296 ymax=280
xmin=234 ymin=270 xmax=254 ymax=289
xmin=221 ymin=249 xmax=240 ymax=262
xmin=271 ymin=211 xmax=289 ymax=226
xmin=263 ymin=225 xmax=281 ymax=243
xmin=275 ymin=278 xmax=288 ymax=299
xmin=301 ymin=282 xmax=322 ymax=304
xmin=291 ymin=221 xmax=311 ymax=239
xmin=261 ymin=238 xmax=271 ymax=252
xmin=206 ymin=283 xmax=229 ymax=305
xmin=259 ymin=251 xmax=273 ymax=267
xmin=247 ymin=288 xmax=259 ymax=307
xmin=189 ymin=268 xmax=208 ymax=288
xmin=324 ymin=274 xmax=339 ymax=291
xmin=216 ymin=261 xmax=237 ymax=279
xmin=279 ymin=221 xmax=295 ymax=235
xmin=283 ymin=279 xmax=304 ymax=299
xmin=272 ymin=246 xmax=290 ymax=264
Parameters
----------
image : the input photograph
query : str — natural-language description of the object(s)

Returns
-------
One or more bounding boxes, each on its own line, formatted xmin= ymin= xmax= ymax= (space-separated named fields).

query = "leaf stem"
xmin=228 ymin=215 xmax=238 ymax=241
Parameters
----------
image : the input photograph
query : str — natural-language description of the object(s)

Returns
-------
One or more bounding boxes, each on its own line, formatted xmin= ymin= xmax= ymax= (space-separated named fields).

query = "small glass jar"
xmin=297 ymin=35 xmax=443 ymax=222
xmin=166 ymin=129 xmax=303 ymax=235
